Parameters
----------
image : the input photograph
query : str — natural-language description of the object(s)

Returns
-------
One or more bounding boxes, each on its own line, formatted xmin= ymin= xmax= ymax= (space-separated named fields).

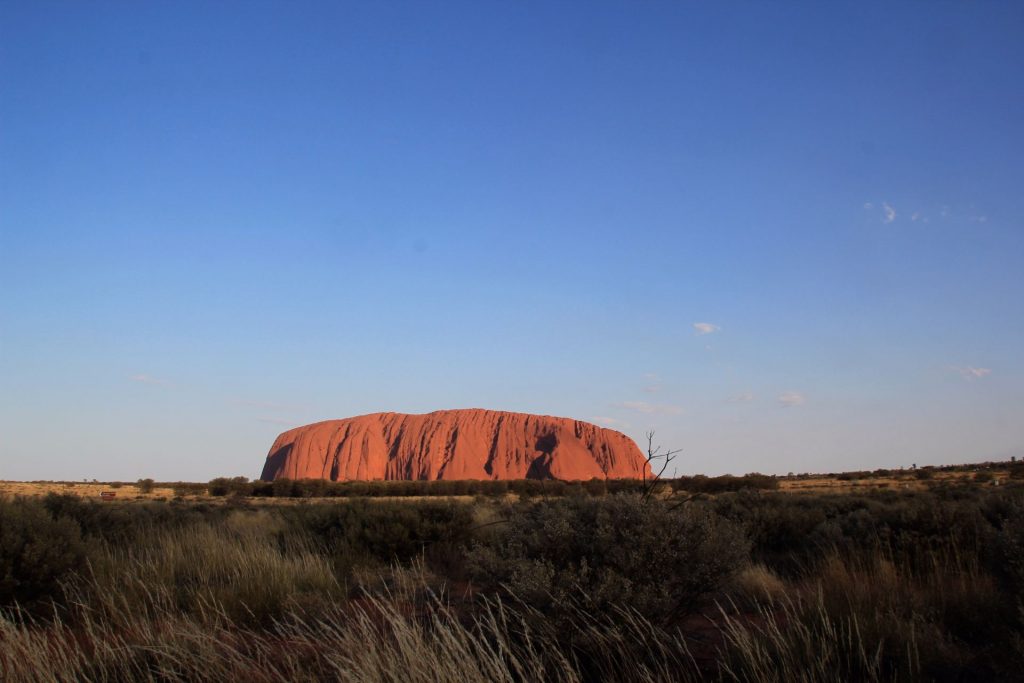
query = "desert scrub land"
xmin=2 ymin=477 xmax=1024 ymax=681
xmin=4 ymin=458 xmax=1018 ymax=503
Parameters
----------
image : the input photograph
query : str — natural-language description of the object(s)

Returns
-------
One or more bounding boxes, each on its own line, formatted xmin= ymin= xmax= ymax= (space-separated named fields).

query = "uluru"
xmin=260 ymin=409 xmax=650 ymax=481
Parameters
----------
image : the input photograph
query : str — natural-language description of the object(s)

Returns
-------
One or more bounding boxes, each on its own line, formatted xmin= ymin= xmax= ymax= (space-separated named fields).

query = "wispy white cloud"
xmin=614 ymin=401 xmax=685 ymax=416
xmin=256 ymin=416 xmax=295 ymax=426
xmin=641 ymin=373 xmax=662 ymax=393
xmin=778 ymin=391 xmax=805 ymax=407
xmin=728 ymin=392 xmax=755 ymax=403
xmin=952 ymin=366 xmax=992 ymax=381
xmin=863 ymin=202 xmax=874 ymax=210
xmin=882 ymin=203 xmax=896 ymax=224
xmin=592 ymin=416 xmax=629 ymax=428
xmin=130 ymin=374 xmax=169 ymax=387
xmin=911 ymin=211 xmax=921 ymax=222
xmin=231 ymin=398 xmax=302 ymax=411
xmin=968 ymin=215 xmax=988 ymax=224
xmin=693 ymin=322 xmax=720 ymax=335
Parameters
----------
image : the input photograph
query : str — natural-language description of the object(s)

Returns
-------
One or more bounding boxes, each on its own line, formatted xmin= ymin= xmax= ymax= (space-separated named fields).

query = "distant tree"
xmin=136 ymin=478 xmax=155 ymax=494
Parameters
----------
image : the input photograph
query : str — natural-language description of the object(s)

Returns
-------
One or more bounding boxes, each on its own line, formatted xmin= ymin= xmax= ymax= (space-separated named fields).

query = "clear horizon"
xmin=2 ymin=2 xmax=1022 ymax=480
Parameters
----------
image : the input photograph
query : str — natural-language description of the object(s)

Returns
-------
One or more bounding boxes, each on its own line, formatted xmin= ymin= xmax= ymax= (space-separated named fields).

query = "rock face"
xmin=260 ymin=409 xmax=649 ymax=481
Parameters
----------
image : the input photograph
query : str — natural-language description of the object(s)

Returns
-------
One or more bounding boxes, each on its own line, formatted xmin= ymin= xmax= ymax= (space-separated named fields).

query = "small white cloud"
xmin=591 ymin=416 xmax=629 ymax=428
xmin=968 ymin=215 xmax=988 ymax=224
xmin=728 ymin=392 xmax=755 ymax=403
xmin=778 ymin=391 xmax=805 ymax=407
xmin=693 ymin=322 xmax=720 ymax=335
xmin=643 ymin=384 xmax=661 ymax=394
xmin=952 ymin=366 xmax=992 ymax=381
xmin=882 ymin=203 xmax=896 ymax=224
xmin=643 ymin=372 xmax=660 ymax=380
xmin=911 ymin=211 xmax=921 ymax=222
xmin=863 ymin=202 xmax=874 ymax=210
xmin=130 ymin=374 xmax=168 ymax=386
xmin=614 ymin=401 xmax=685 ymax=416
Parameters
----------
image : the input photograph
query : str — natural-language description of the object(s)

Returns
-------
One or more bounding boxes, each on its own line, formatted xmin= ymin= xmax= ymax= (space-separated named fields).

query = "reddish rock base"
xmin=260 ymin=409 xmax=649 ymax=481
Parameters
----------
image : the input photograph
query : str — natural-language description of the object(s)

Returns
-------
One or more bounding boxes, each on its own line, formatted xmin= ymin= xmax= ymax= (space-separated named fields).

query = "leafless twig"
xmin=642 ymin=431 xmax=682 ymax=502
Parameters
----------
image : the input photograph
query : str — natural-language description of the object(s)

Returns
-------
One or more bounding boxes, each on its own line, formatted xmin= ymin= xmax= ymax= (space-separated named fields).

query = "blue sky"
xmin=2 ymin=2 xmax=1022 ymax=480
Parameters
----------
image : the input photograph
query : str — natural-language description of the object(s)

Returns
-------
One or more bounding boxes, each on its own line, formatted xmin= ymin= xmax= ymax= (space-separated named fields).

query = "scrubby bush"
xmin=3 ymin=480 xmax=1023 ymax=679
xmin=272 ymin=477 xmax=298 ymax=498
xmin=0 ymin=498 xmax=86 ymax=612
xmin=467 ymin=495 xmax=749 ymax=623
xmin=669 ymin=473 xmax=779 ymax=494
xmin=40 ymin=493 xmax=223 ymax=546
xmin=282 ymin=500 xmax=475 ymax=576
xmin=172 ymin=481 xmax=207 ymax=497
xmin=208 ymin=476 xmax=252 ymax=496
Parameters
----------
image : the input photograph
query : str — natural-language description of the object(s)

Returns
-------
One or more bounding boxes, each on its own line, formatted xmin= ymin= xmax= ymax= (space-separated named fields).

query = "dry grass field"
xmin=777 ymin=469 xmax=1012 ymax=493
xmin=0 ymin=481 xmax=177 ymax=500
xmin=3 ymin=474 xmax=1023 ymax=681
xmin=0 ymin=465 xmax=1014 ymax=503
xmin=0 ymin=480 xmax=483 ymax=504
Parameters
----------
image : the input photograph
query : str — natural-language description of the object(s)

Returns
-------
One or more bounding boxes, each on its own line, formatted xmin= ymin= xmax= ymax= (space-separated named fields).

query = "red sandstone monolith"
xmin=260 ymin=409 xmax=649 ymax=481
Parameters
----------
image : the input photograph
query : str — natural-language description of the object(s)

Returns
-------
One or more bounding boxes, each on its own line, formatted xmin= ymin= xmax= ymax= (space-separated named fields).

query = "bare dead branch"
xmin=642 ymin=431 xmax=683 ymax=502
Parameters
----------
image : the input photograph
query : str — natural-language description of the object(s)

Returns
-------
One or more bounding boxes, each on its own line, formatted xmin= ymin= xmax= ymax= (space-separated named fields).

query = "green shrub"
xmin=41 ymin=493 xmax=223 ymax=546
xmin=272 ymin=478 xmax=298 ymax=498
xmin=282 ymin=500 xmax=475 ymax=576
xmin=172 ymin=482 xmax=206 ymax=497
xmin=669 ymin=473 xmax=779 ymax=494
xmin=467 ymin=495 xmax=749 ymax=623
xmin=208 ymin=476 xmax=252 ymax=496
xmin=0 ymin=498 xmax=86 ymax=612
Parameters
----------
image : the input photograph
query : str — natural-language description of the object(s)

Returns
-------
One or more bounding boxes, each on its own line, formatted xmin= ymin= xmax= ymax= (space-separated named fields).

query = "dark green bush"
xmin=282 ymin=500 xmax=475 ymax=575
xmin=171 ymin=482 xmax=206 ymax=497
xmin=41 ymin=493 xmax=221 ymax=545
xmin=272 ymin=478 xmax=298 ymax=498
xmin=208 ymin=476 xmax=252 ymax=496
xmin=669 ymin=473 xmax=779 ymax=494
xmin=467 ymin=495 xmax=749 ymax=624
xmin=0 ymin=498 xmax=86 ymax=612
